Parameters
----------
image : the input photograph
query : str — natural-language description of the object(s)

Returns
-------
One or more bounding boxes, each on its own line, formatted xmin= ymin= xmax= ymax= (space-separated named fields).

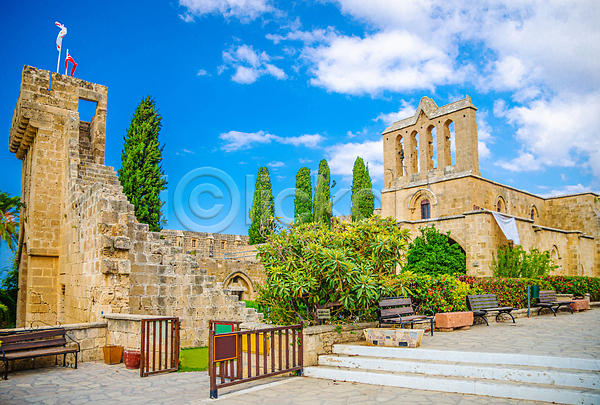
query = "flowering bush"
xmin=539 ymin=276 xmax=600 ymax=301
xmin=459 ymin=276 xmax=552 ymax=309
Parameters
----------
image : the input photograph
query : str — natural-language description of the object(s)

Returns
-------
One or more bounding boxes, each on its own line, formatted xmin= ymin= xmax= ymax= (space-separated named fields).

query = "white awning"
xmin=492 ymin=212 xmax=521 ymax=245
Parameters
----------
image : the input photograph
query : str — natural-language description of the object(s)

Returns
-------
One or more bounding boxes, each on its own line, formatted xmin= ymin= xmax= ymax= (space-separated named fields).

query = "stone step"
xmin=304 ymin=365 xmax=600 ymax=405
xmin=332 ymin=344 xmax=600 ymax=371
xmin=318 ymin=354 xmax=600 ymax=389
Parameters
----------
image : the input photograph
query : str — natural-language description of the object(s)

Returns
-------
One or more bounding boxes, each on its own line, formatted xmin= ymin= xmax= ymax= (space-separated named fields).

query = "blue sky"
xmin=1 ymin=0 xmax=600 ymax=268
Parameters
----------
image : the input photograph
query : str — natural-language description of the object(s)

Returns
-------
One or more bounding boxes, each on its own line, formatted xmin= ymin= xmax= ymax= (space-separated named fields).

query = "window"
xmin=497 ymin=201 xmax=502 ymax=212
xmin=191 ymin=239 xmax=197 ymax=248
xmin=221 ymin=240 xmax=226 ymax=249
xmin=177 ymin=237 xmax=183 ymax=247
xmin=421 ymin=199 xmax=431 ymax=219
xmin=530 ymin=209 xmax=535 ymax=220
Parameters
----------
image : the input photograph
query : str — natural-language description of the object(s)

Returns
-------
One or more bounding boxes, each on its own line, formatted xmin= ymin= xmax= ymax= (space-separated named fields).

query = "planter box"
xmin=364 ymin=328 xmax=424 ymax=348
xmin=124 ymin=349 xmax=140 ymax=369
xmin=570 ymin=300 xmax=589 ymax=312
xmin=103 ymin=345 xmax=123 ymax=365
xmin=435 ymin=311 xmax=474 ymax=330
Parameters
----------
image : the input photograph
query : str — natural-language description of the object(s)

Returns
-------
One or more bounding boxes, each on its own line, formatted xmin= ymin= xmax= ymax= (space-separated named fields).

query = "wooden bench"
xmin=536 ymin=290 xmax=574 ymax=316
xmin=376 ymin=297 xmax=434 ymax=336
xmin=466 ymin=294 xmax=515 ymax=326
xmin=1 ymin=328 xmax=80 ymax=380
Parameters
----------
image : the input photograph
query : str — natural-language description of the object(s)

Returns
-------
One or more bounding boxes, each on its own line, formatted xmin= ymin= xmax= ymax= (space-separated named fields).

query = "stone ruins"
xmin=381 ymin=96 xmax=599 ymax=276
xmin=8 ymin=66 xmax=261 ymax=347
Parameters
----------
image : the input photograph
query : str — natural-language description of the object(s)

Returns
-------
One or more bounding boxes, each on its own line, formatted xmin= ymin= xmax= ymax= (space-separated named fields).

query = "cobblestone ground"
xmin=0 ymin=308 xmax=597 ymax=404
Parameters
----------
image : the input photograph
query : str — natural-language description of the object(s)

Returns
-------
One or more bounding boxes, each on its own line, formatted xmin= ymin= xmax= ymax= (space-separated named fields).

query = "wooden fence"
xmin=208 ymin=324 xmax=303 ymax=398
xmin=140 ymin=317 xmax=180 ymax=377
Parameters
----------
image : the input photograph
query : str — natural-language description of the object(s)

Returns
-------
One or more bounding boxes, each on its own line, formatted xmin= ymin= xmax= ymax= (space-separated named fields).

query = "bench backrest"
xmin=0 ymin=328 xmax=67 ymax=353
xmin=377 ymin=297 xmax=414 ymax=320
xmin=467 ymin=294 xmax=499 ymax=311
xmin=538 ymin=290 xmax=558 ymax=304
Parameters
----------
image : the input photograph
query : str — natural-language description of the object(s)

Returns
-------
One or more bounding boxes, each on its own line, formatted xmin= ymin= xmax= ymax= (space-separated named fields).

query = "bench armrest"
xmin=65 ymin=333 xmax=81 ymax=353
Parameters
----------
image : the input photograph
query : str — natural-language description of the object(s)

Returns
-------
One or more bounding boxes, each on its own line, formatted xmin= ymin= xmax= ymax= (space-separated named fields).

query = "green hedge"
xmin=459 ymin=276 xmax=553 ymax=309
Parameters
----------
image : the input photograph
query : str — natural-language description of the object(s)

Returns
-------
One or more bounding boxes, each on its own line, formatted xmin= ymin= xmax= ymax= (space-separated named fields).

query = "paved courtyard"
xmin=0 ymin=308 xmax=597 ymax=405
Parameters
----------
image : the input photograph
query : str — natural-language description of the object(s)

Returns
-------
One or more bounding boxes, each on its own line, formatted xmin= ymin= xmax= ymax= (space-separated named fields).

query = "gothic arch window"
xmin=426 ymin=124 xmax=436 ymax=171
xmin=442 ymin=119 xmax=455 ymax=167
xmin=395 ymin=134 xmax=404 ymax=178
xmin=409 ymin=130 xmax=419 ymax=174
xmin=550 ymin=245 xmax=560 ymax=273
xmin=421 ymin=199 xmax=431 ymax=219
xmin=496 ymin=196 xmax=506 ymax=213
xmin=530 ymin=205 xmax=539 ymax=222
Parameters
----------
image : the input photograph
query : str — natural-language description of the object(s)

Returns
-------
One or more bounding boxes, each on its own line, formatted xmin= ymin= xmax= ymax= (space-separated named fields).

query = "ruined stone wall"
xmin=399 ymin=211 xmax=597 ymax=277
xmin=9 ymin=66 xmax=261 ymax=340
xmin=194 ymin=257 xmax=266 ymax=301
xmin=159 ymin=229 xmax=250 ymax=258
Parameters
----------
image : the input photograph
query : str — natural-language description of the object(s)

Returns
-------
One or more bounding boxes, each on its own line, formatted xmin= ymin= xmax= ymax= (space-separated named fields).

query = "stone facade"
xmin=8 ymin=66 xmax=260 ymax=346
xmin=381 ymin=96 xmax=599 ymax=276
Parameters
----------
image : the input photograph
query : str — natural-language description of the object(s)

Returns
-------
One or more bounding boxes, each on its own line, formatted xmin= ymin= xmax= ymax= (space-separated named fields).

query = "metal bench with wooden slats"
xmin=535 ymin=290 xmax=574 ymax=316
xmin=1 ymin=328 xmax=80 ymax=380
xmin=376 ymin=297 xmax=434 ymax=336
xmin=466 ymin=294 xmax=515 ymax=326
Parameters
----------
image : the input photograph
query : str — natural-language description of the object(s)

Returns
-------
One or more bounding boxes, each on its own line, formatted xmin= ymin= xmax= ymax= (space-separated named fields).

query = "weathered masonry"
xmin=381 ymin=96 xmax=599 ymax=277
xmin=8 ymin=66 xmax=260 ymax=347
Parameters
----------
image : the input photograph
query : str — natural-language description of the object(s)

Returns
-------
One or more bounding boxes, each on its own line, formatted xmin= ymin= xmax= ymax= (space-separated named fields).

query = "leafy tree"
xmin=0 ymin=254 xmax=19 ymax=327
xmin=404 ymin=226 xmax=466 ymax=276
xmin=294 ymin=167 xmax=312 ymax=224
xmin=0 ymin=191 xmax=22 ymax=252
xmin=491 ymin=245 xmax=558 ymax=278
xmin=256 ymin=217 xmax=411 ymax=325
xmin=118 ymin=96 xmax=167 ymax=232
xmin=249 ymin=167 xmax=275 ymax=244
xmin=313 ymin=159 xmax=332 ymax=225
xmin=351 ymin=157 xmax=374 ymax=222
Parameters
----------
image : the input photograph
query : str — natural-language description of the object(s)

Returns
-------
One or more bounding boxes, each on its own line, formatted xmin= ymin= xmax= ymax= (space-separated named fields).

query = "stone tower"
xmin=382 ymin=96 xmax=479 ymax=189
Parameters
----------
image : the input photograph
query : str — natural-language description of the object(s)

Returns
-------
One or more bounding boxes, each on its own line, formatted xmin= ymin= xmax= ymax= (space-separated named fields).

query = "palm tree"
xmin=0 ymin=192 xmax=22 ymax=252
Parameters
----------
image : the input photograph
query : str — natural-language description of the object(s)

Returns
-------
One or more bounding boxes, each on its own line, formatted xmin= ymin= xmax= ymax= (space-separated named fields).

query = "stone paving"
xmin=0 ymin=308 xmax=597 ymax=404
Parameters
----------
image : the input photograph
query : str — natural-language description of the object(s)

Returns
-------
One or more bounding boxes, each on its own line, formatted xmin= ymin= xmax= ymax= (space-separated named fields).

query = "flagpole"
xmin=56 ymin=49 xmax=61 ymax=73
xmin=65 ymin=49 xmax=68 ymax=75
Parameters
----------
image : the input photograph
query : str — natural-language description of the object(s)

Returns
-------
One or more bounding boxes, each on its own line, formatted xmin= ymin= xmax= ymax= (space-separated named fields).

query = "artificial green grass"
xmin=178 ymin=346 xmax=209 ymax=372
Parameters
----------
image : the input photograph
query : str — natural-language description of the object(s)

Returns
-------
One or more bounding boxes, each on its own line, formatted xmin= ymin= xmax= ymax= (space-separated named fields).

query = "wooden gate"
xmin=209 ymin=324 xmax=303 ymax=398
xmin=140 ymin=317 xmax=180 ymax=377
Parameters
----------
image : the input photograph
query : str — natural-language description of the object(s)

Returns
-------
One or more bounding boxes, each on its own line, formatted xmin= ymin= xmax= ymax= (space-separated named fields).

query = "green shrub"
xmin=404 ymin=226 xmax=466 ymax=276
xmin=256 ymin=216 xmax=410 ymax=325
xmin=491 ymin=245 xmax=558 ymax=278
xmin=539 ymin=276 xmax=600 ymax=300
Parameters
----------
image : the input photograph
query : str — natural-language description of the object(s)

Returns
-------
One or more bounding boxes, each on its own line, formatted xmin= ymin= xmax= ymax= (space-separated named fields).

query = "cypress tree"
xmin=313 ymin=159 xmax=332 ymax=225
xmin=361 ymin=164 xmax=374 ymax=218
xmin=351 ymin=157 xmax=365 ymax=222
xmin=249 ymin=167 xmax=275 ymax=244
xmin=294 ymin=167 xmax=312 ymax=224
xmin=118 ymin=96 xmax=167 ymax=232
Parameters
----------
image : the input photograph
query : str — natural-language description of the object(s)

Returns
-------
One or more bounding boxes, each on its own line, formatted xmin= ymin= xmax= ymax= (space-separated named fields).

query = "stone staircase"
xmin=304 ymin=344 xmax=600 ymax=404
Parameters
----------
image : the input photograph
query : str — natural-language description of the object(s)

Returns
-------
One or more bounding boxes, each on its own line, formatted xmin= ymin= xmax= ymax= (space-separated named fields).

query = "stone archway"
xmin=223 ymin=271 xmax=255 ymax=301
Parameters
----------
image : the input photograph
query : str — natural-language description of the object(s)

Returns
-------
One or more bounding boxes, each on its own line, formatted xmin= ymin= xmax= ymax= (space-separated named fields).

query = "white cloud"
xmin=496 ymin=152 xmax=543 ymax=172
xmin=536 ymin=184 xmax=595 ymax=198
xmin=178 ymin=0 xmax=273 ymax=21
xmin=221 ymin=44 xmax=286 ymax=84
xmin=278 ymin=134 xmax=323 ymax=148
xmin=299 ymin=158 xmax=312 ymax=164
xmin=327 ymin=140 xmax=383 ymax=182
xmin=496 ymin=92 xmax=600 ymax=176
xmin=219 ymin=130 xmax=277 ymax=152
xmin=304 ymin=30 xmax=464 ymax=95
xmin=175 ymin=148 xmax=195 ymax=156
xmin=196 ymin=69 xmax=210 ymax=76
xmin=375 ymin=100 xmax=416 ymax=126
xmin=268 ymin=161 xmax=285 ymax=168
xmin=220 ymin=131 xmax=324 ymax=151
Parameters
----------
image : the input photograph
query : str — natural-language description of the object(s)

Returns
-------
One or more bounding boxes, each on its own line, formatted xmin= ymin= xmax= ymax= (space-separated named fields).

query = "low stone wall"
xmin=0 ymin=322 xmax=107 ymax=372
xmin=302 ymin=323 xmax=376 ymax=367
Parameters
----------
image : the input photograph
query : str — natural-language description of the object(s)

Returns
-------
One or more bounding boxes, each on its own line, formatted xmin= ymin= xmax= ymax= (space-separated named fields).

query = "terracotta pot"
xmin=123 ymin=349 xmax=141 ymax=369
xmin=103 ymin=345 xmax=123 ymax=365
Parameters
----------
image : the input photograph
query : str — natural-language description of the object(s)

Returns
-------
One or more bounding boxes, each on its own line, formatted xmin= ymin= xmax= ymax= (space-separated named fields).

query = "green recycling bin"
xmin=531 ymin=285 xmax=540 ymax=299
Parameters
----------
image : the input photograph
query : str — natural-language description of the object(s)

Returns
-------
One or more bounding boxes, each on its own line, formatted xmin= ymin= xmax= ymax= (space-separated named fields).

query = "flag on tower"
xmin=65 ymin=50 xmax=77 ymax=77
xmin=55 ymin=22 xmax=67 ymax=73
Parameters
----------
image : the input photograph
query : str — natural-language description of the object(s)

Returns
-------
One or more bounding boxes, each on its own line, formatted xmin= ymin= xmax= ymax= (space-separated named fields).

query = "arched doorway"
xmin=223 ymin=271 xmax=255 ymax=301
